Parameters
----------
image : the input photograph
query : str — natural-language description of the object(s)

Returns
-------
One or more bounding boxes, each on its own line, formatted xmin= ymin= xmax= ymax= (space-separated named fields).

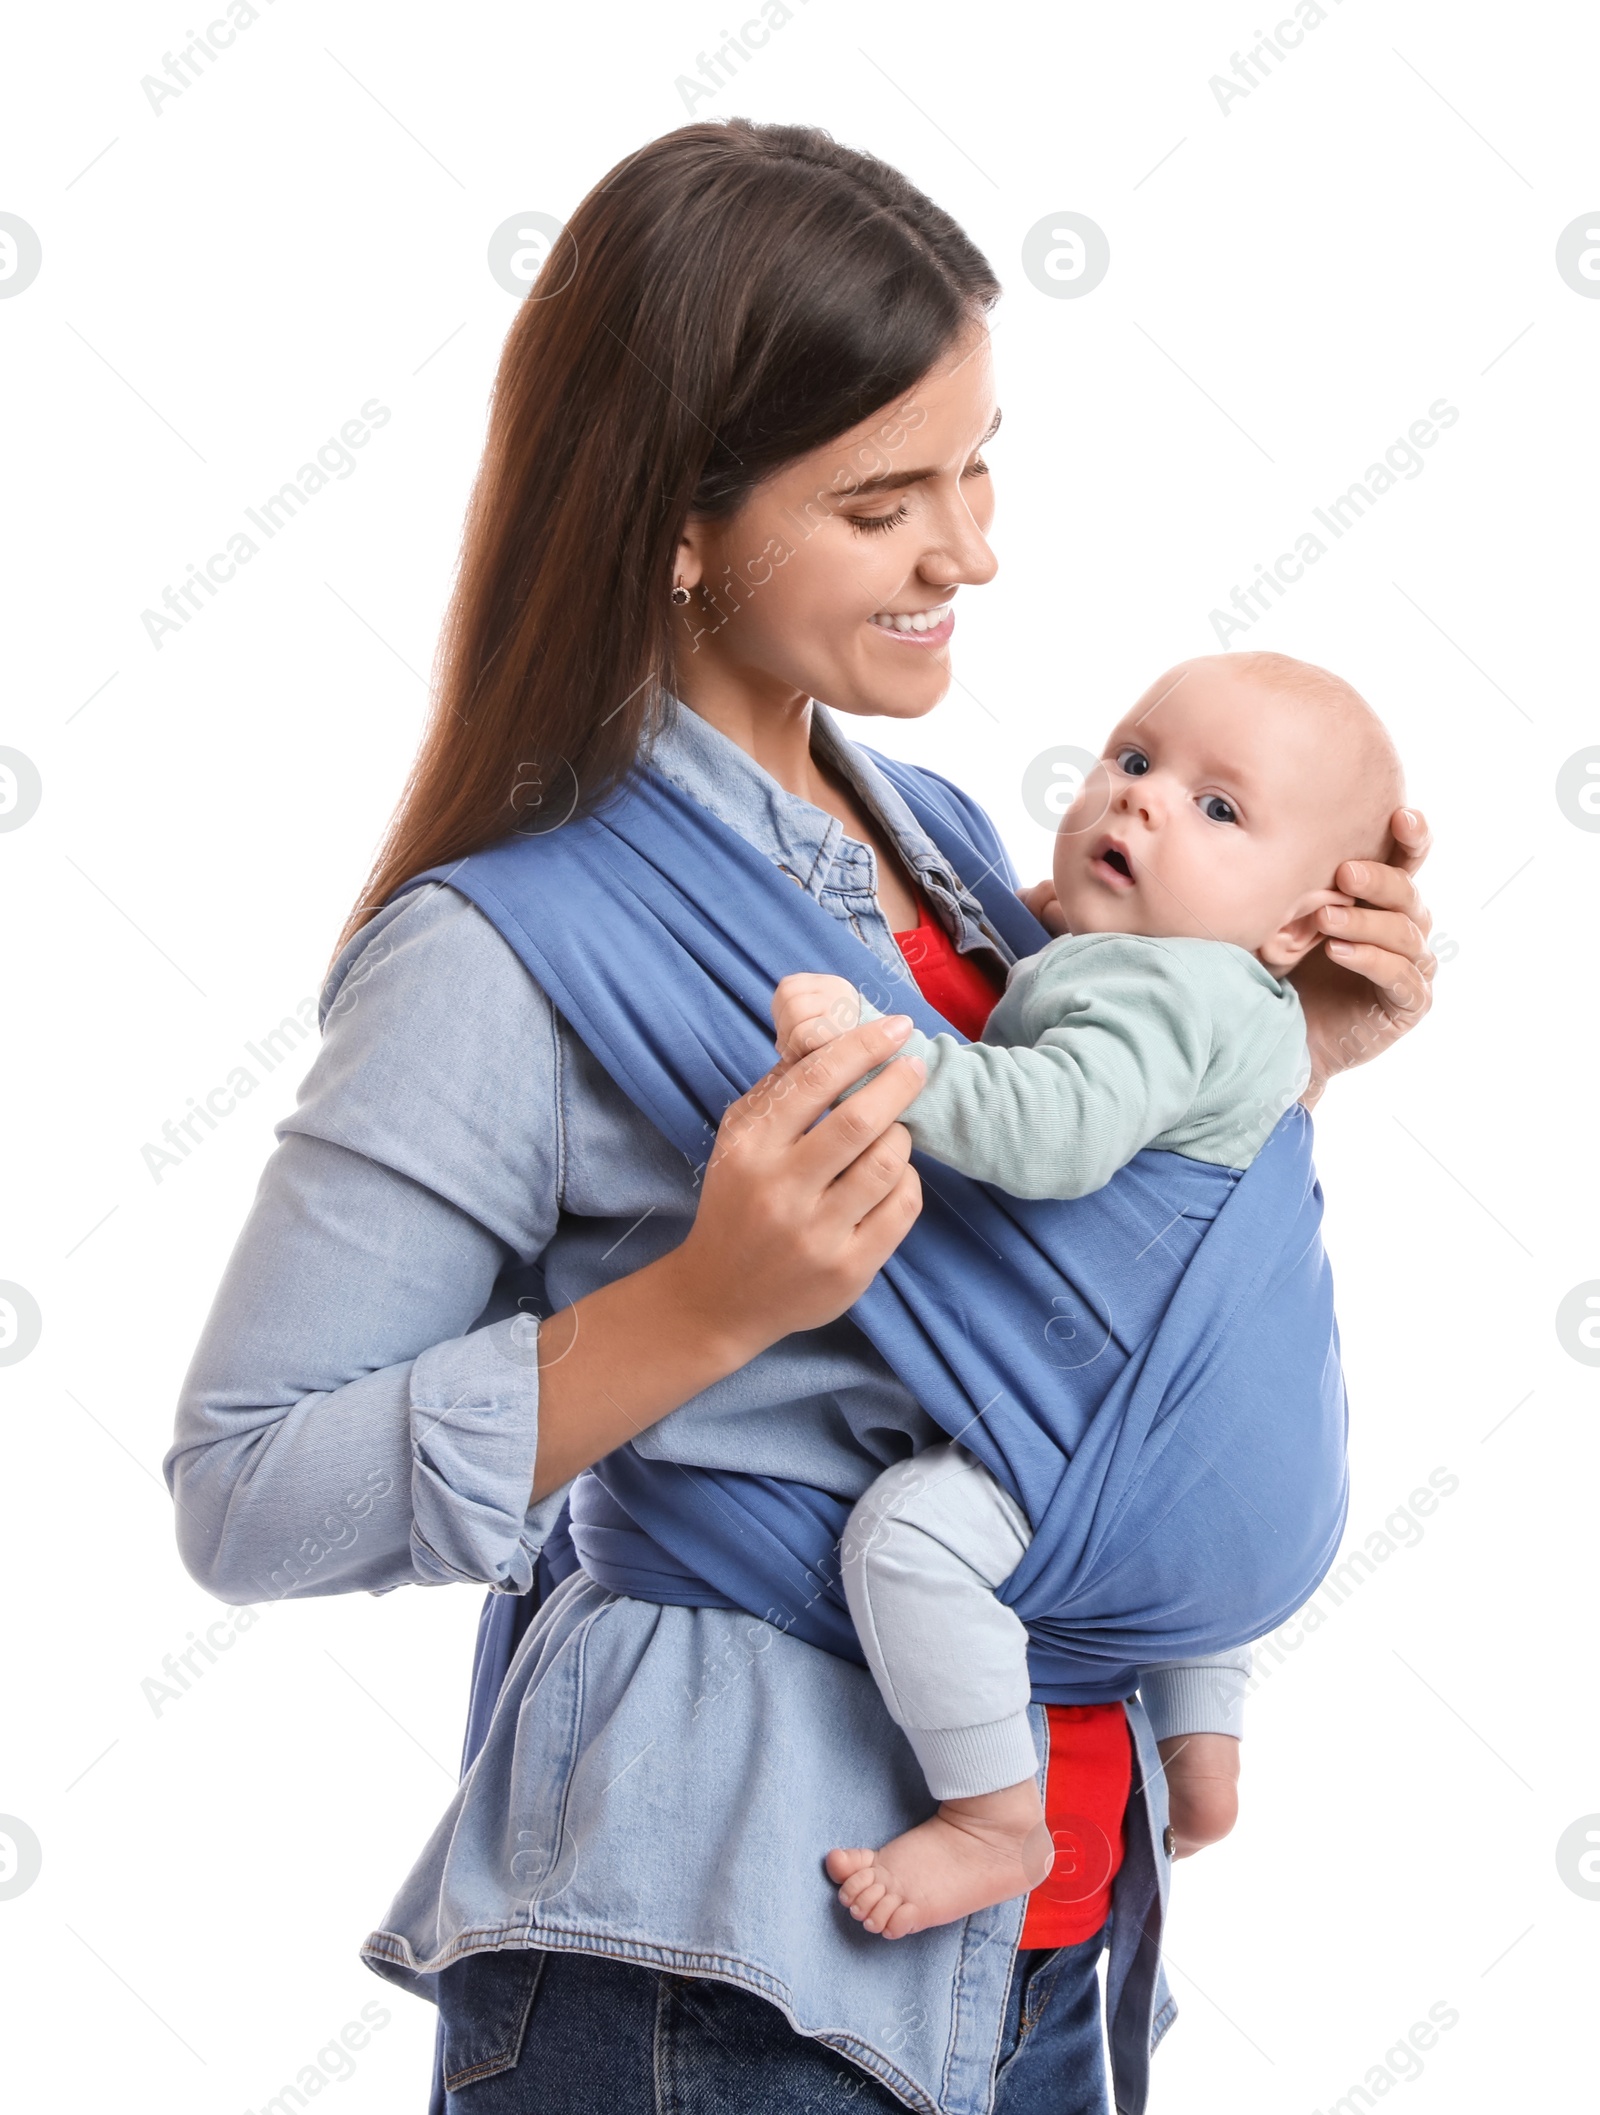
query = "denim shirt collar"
xmin=645 ymin=698 xmax=1014 ymax=981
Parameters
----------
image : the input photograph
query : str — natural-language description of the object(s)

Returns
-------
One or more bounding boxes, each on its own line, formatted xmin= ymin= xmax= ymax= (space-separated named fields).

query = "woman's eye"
xmin=1114 ymin=748 xmax=1150 ymax=777
xmin=1200 ymin=795 xmax=1238 ymax=824
xmin=849 ymin=502 xmax=910 ymax=535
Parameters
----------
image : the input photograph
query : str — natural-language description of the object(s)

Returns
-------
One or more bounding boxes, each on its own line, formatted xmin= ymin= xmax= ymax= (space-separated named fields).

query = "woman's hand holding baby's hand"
xmin=773 ymin=972 xmax=862 ymax=1061
xmin=1293 ymin=804 xmax=1436 ymax=1101
xmin=668 ymin=1015 xmax=926 ymax=1365
xmin=530 ymin=1014 xmax=925 ymax=1498
xmin=1157 ymin=1734 xmax=1241 ymax=1858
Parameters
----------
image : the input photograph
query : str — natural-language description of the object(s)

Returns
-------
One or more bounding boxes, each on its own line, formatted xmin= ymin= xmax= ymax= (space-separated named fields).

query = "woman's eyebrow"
xmin=839 ymin=409 xmax=1003 ymax=498
xmin=839 ymin=465 xmax=936 ymax=498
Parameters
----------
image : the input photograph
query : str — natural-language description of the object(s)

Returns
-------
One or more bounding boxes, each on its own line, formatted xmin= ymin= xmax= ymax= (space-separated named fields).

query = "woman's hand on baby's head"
xmin=773 ymin=972 xmax=862 ymax=1061
xmin=1294 ymin=804 xmax=1436 ymax=1100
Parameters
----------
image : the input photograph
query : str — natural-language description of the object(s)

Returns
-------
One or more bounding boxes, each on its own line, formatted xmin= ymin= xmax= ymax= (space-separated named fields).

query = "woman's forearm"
xmin=531 ymin=1247 xmax=761 ymax=1500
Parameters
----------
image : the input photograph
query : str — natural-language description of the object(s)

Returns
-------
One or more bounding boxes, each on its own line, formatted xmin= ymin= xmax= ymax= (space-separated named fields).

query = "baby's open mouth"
xmin=1091 ymin=838 xmax=1135 ymax=886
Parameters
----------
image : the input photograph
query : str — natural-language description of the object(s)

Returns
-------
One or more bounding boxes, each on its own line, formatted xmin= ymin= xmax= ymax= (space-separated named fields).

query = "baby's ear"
xmin=1258 ymin=887 xmax=1353 ymax=974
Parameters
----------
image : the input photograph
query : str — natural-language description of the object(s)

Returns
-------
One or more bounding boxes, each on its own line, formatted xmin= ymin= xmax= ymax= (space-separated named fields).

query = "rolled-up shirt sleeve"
xmin=165 ymin=883 xmax=568 ymax=1605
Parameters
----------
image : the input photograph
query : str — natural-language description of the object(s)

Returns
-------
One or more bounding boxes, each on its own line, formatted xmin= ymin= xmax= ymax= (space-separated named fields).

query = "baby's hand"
xmin=1018 ymin=879 xmax=1068 ymax=936
xmin=773 ymin=973 xmax=862 ymax=1061
xmin=1156 ymin=1734 xmax=1240 ymax=1858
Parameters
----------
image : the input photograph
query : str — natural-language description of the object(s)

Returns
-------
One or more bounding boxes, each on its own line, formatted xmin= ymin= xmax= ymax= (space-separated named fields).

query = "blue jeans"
xmin=435 ymin=1938 xmax=1109 ymax=2114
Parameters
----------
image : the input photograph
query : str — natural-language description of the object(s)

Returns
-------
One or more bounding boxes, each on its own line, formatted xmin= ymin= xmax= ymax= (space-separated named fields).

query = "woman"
xmin=167 ymin=122 xmax=1433 ymax=2114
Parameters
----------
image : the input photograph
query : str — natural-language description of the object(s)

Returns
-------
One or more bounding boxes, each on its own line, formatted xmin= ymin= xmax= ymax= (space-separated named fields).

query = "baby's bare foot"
xmin=825 ymin=1780 xmax=1053 ymax=1939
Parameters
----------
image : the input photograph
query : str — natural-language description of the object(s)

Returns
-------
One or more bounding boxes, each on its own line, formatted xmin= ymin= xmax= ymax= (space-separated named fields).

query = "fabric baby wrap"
xmin=396 ymin=747 xmax=1349 ymax=1734
xmin=842 ymin=929 xmax=1315 ymax=1799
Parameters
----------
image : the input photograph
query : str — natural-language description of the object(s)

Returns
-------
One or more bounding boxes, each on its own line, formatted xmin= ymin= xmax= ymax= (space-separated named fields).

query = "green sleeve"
xmin=886 ymin=938 xmax=1215 ymax=1199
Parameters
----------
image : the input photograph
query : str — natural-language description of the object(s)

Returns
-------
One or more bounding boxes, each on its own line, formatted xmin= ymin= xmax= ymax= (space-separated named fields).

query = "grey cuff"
xmin=408 ymin=1313 xmax=555 ymax=1592
xmin=905 ymin=1710 xmax=1043 ymax=1802
xmin=1138 ymin=1653 xmax=1251 ymax=1742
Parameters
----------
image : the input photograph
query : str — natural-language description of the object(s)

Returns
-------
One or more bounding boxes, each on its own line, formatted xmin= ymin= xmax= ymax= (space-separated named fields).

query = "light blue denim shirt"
xmin=166 ymin=702 xmax=1250 ymax=2115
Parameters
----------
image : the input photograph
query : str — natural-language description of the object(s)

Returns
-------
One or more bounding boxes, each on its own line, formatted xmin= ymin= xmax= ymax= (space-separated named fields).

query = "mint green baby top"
xmin=867 ymin=932 xmax=1311 ymax=1200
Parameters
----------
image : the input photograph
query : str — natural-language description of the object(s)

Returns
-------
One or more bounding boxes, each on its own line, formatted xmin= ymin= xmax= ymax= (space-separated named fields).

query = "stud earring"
xmin=669 ymin=583 xmax=691 ymax=606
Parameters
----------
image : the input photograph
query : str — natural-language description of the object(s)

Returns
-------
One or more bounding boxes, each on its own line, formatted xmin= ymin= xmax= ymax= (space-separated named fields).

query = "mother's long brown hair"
xmin=337 ymin=119 xmax=999 ymax=955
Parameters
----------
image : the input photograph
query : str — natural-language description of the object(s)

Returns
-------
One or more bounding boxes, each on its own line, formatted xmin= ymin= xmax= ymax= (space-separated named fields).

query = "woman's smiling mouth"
xmin=869 ymin=601 xmax=955 ymax=646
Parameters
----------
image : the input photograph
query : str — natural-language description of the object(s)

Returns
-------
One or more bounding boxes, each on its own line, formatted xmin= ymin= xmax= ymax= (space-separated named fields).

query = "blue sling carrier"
xmin=398 ymin=746 xmax=1349 ymax=1761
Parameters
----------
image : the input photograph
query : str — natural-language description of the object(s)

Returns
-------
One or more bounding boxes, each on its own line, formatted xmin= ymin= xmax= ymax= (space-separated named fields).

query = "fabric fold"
xmin=396 ymin=762 xmax=1349 ymax=1697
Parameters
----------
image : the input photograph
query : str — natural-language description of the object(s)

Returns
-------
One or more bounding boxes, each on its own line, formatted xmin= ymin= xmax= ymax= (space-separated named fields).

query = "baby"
xmin=773 ymin=650 xmax=1404 ymax=1939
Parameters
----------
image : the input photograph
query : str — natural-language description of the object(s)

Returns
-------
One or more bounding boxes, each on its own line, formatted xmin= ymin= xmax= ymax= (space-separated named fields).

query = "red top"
xmin=892 ymin=899 xmax=1009 ymax=1042
xmin=891 ymin=898 xmax=1130 ymax=1947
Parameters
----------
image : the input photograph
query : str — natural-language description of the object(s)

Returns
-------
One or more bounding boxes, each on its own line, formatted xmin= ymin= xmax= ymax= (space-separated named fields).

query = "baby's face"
xmin=1052 ymin=662 xmax=1383 ymax=969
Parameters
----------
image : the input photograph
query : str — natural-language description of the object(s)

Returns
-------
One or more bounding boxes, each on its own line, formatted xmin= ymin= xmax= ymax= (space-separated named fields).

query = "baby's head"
xmin=1053 ymin=652 xmax=1404 ymax=973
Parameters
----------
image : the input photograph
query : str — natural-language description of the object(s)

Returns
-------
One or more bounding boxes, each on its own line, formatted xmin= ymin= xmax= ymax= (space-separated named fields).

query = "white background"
xmin=2 ymin=1 xmax=1596 ymax=2108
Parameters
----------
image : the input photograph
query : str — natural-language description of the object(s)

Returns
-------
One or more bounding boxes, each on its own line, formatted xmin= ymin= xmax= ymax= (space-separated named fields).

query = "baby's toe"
xmin=882 ymin=1898 xmax=926 ymax=1940
xmin=825 ymin=1846 xmax=875 ymax=1886
xmin=838 ymin=1867 xmax=885 ymax=1910
xmin=861 ymin=1889 xmax=905 ymax=1936
xmin=845 ymin=1877 xmax=889 ymax=1920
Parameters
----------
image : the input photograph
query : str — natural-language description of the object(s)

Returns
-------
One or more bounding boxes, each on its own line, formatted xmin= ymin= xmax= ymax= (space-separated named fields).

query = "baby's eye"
xmin=1200 ymin=794 xmax=1239 ymax=824
xmin=1114 ymin=747 xmax=1150 ymax=777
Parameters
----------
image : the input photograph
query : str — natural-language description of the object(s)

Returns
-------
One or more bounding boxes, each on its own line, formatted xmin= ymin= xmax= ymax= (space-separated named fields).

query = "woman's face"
xmin=674 ymin=323 xmax=999 ymax=724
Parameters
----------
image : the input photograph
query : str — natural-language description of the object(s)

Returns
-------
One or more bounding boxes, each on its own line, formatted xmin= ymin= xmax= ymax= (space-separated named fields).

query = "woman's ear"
xmin=673 ymin=522 xmax=710 ymax=592
xmin=1258 ymin=888 xmax=1354 ymax=975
